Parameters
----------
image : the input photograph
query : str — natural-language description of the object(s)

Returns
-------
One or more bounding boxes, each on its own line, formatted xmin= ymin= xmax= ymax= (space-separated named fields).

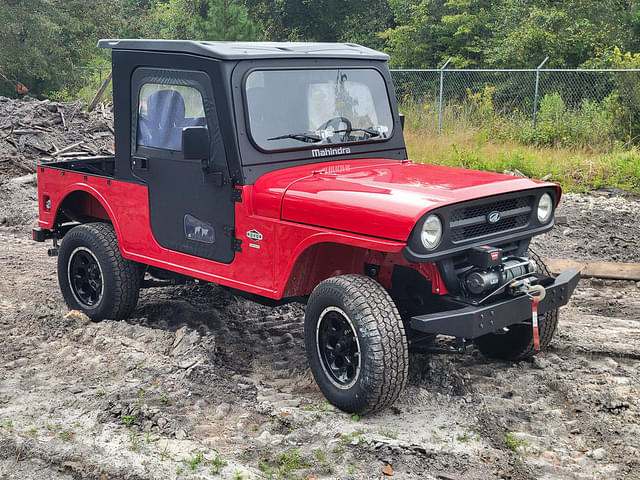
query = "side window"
xmin=137 ymin=83 xmax=208 ymax=151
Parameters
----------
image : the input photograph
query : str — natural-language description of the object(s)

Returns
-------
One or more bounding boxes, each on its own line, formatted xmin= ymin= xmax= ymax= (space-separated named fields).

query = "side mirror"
xmin=399 ymin=113 xmax=405 ymax=131
xmin=182 ymin=126 xmax=210 ymax=160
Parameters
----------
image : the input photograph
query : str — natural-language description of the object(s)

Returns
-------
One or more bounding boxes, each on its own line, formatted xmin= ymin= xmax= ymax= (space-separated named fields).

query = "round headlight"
xmin=421 ymin=214 xmax=442 ymax=250
xmin=537 ymin=193 xmax=553 ymax=223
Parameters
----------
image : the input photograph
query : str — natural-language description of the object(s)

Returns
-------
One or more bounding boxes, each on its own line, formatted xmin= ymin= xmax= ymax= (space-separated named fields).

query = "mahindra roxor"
xmin=33 ymin=40 xmax=580 ymax=414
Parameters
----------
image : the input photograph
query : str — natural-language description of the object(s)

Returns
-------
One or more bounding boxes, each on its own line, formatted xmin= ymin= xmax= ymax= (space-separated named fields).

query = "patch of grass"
xmin=379 ymin=429 xmax=398 ymax=440
xmin=456 ymin=433 xmax=470 ymax=443
xmin=505 ymin=432 xmax=528 ymax=453
xmin=276 ymin=448 xmax=309 ymax=474
xmin=129 ymin=432 xmax=139 ymax=452
xmin=184 ymin=451 xmax=204 ymax=471
xmin=313 ymin=448 xmax=326 ymax=462
xmin=159 ymin=390 xmax=170 ymax=405
xmin=331 ymin=444 xmax=345 ymax=456
xmin=210 ymin=453 xmax=227 ymax=475
xmin=350 ymin=413 xmax=360 ymax=422
xmin=233 ymin=471 xmax=243 ymax=480
xmin=259 ymin=447 xmax=310 ymax=479
xmin=121 ymin=415 xmax=135 ymax=426
xmin=5 ymin=420 xmax=13 ymax=429
xmin=59 ymin=431 xmax=74 ymax=442
xmin=404 ymin=127 xmax=640 ymax=193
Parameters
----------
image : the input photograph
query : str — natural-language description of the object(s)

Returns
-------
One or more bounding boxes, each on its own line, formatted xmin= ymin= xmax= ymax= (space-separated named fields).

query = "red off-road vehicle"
xmin=33 ymin=40 xmax=579 ymax=414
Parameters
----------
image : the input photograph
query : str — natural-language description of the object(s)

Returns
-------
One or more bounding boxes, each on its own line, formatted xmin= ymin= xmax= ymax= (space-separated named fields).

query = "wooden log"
xmin=53 ymin=141 xmax=84 ymax=157
xmin=58 ymin=151 xmax=90 ymax=157
xmin=545 ymin=259 xmax=640 ymax=281
xmin=87 ymin=71 xmax=112 ymax=113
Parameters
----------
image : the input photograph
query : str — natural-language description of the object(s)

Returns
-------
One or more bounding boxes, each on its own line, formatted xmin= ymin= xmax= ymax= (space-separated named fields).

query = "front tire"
xmin=475 ymin=250 xmax=559 ymax=360
xmin=58 ymin=222 xmax=141 ymax=321
xmin=304 ymin=275 xmax=408 ymax=414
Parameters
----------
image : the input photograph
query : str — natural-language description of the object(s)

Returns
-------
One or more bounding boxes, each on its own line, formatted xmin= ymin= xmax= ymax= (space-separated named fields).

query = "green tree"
xmin=0 ymin=0 xmax=117 ymax=97
xmin=382 ymin=0 xmax=491 ymax=68
xmin=190 ymin=0 xmax=262 ymax=40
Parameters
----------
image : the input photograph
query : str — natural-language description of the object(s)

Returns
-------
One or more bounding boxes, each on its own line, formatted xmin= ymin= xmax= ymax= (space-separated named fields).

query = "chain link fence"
xmin=390 ymin=64 xmax=640 ymax=147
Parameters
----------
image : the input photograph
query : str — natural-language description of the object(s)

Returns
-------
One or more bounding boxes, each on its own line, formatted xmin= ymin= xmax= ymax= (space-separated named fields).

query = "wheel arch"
xmin=53 ymin=186 xmax=123 ymax=243
xmin=281 ymin=241 xmax=395 ymax=298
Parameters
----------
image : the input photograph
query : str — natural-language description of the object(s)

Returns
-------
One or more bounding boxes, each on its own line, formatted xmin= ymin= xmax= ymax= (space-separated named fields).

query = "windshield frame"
xmin=241 ymin=66 xmax=395 ymax=154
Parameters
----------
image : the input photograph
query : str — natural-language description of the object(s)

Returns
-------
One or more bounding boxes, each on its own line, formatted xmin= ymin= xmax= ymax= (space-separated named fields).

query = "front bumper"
xmin=410 ymin=269 xmax=580 ymax=339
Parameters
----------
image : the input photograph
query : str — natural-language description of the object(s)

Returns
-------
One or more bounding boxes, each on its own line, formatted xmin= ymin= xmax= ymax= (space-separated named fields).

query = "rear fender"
xmin=48 ymin=185 xmax=121 ymax=243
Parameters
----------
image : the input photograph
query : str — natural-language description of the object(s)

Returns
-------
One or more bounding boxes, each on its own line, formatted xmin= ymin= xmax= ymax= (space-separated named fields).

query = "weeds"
xmin=122 ymin=415 xmax=135 ymax=426
xmin=183 ymin=451 xmax=204 ymax=471
xmin=259 ymin=447 xmax=310 ymax=479
xmin=505 ymin=432 xmax=528 ymax=453
xmin=379 ymin=429 xmax=398 ymax=440
xmin=129 ymin=432 xmax=139 ymax=451
xmin=210 ymin=453 xmax=227 ymax=475
xmin=313 ymin=448 xmax=326 ymax=462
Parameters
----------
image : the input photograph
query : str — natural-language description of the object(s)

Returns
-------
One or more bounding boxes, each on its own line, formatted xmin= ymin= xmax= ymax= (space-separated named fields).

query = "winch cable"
xmin=475 ymin=271 xmax=537 ymax=305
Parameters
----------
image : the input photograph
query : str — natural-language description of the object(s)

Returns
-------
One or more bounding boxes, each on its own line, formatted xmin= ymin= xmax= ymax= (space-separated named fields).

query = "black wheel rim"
xmin=68 ymin=247 xmax=103 ymax=307
xmin=316 ymin=307 xmax=360 ymax=389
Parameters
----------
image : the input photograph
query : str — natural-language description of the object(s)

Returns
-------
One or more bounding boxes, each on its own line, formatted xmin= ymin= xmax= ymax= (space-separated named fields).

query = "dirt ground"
xmin=1 ymin=171 xmax=639 ymax=480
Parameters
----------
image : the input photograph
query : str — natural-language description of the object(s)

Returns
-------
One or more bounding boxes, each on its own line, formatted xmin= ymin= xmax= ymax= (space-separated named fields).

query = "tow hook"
xmin=524 ymin=283 xmax=546 ymax=351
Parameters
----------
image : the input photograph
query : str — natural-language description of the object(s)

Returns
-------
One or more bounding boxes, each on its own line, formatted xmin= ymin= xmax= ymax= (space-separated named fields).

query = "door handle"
xmin=132 ymin=156 xmax=148 ymax=170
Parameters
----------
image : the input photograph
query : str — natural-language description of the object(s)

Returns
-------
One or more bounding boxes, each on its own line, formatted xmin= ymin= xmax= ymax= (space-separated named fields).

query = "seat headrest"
xmin=146 ymin=89 xmax=186 ymax=128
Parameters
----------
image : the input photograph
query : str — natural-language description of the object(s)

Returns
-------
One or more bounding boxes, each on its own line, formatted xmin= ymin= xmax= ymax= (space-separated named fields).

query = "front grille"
xmin=449 ymin=196 xmax=534 ymax=242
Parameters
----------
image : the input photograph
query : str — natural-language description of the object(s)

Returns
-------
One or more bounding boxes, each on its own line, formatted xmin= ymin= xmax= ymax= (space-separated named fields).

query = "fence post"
xmin=439 ymin=58 xmax=452 ymax=135
xmin=532 ymin=57 xmax=549 ymax=131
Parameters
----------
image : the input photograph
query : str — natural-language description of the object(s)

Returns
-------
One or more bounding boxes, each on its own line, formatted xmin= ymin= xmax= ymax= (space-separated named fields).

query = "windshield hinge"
xmin=232 ymin=188 xmax=243 ymax=203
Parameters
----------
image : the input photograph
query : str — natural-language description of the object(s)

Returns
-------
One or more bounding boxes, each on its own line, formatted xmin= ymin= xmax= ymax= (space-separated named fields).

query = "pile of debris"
xmin=0 ymin=96 xmax=114 ymax=178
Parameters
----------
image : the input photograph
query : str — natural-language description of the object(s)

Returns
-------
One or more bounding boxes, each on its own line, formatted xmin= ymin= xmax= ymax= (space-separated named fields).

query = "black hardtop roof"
xmin=97 ymin=39 xmax=389 ymax=61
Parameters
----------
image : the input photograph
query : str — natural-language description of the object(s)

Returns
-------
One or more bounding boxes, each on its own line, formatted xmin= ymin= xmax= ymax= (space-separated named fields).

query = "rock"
xmin=156 ymin=417 xmax=169 ymax=429
xmin=382 ymin=464 xmax=394 ymax=476
xmin=590 ymin=448 xmax=607 ymax=461
xmin=255 ymin=431 xmax=273 ymax=447
xmin=63 ymin=310 xmax=90 ymax=324
xmin=175 ymin=428 xmax=187 ymax=440
xmin=214 ymin=402 xmax=231 ymax=419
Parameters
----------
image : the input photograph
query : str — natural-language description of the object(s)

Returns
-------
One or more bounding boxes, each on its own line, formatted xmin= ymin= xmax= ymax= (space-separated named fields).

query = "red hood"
xmin=251 ymin=159 xmax=559 ymax=241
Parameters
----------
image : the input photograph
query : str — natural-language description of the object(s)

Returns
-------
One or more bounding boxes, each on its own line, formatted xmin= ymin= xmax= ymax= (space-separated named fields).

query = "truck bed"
xmin=41 ymin=156 xmax=115 ymax=178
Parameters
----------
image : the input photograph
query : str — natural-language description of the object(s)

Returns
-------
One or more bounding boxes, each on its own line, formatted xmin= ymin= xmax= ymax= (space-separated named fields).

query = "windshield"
xmin=245 ymin=69 xmax=394 ymax=151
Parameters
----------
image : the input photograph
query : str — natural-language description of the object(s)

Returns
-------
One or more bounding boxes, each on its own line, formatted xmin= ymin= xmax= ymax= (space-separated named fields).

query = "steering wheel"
xmin=317 ymin=116 xmax=353 ymax=136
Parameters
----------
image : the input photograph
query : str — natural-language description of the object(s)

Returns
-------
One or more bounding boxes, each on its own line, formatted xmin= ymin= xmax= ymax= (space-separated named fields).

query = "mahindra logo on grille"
xmin=487 ymin=211 xmax=501 ymax=224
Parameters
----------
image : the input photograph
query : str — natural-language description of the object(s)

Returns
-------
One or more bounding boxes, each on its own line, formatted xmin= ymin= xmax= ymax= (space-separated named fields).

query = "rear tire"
xmin=58 ymin=222 xmax=141 ymax=321
xmin=304 ymin=275 xmax=408 ymax=414
xmin=475 ymin=250 xmax=559 ymax=360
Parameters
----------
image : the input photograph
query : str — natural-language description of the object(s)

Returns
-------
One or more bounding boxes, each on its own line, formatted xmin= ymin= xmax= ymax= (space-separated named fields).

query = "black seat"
xmin=138 ymin=89 xmax=186 ymax=151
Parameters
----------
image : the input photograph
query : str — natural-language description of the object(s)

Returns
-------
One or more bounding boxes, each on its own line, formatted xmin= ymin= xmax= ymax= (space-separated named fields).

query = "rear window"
xmin=137 ymin=83 xmax=207 ymax=151
xmin=245 ymin=69 xmax=393 ymax=151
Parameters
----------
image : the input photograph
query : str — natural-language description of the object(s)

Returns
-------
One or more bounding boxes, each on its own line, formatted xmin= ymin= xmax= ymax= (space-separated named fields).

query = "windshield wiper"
xmin=267 ymin=132 xmax=322 ymax=143
xmin=332 ymin=128 xmax=381 ymax=138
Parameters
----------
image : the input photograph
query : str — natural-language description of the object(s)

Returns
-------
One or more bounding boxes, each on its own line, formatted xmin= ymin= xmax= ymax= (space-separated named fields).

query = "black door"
xmin=130 ymin=68 xmax=235 ymax=264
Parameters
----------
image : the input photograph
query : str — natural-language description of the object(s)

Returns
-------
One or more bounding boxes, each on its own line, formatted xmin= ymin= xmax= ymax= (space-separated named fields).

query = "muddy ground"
xmin=0 ymin=172 xmax=639 ymax=480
